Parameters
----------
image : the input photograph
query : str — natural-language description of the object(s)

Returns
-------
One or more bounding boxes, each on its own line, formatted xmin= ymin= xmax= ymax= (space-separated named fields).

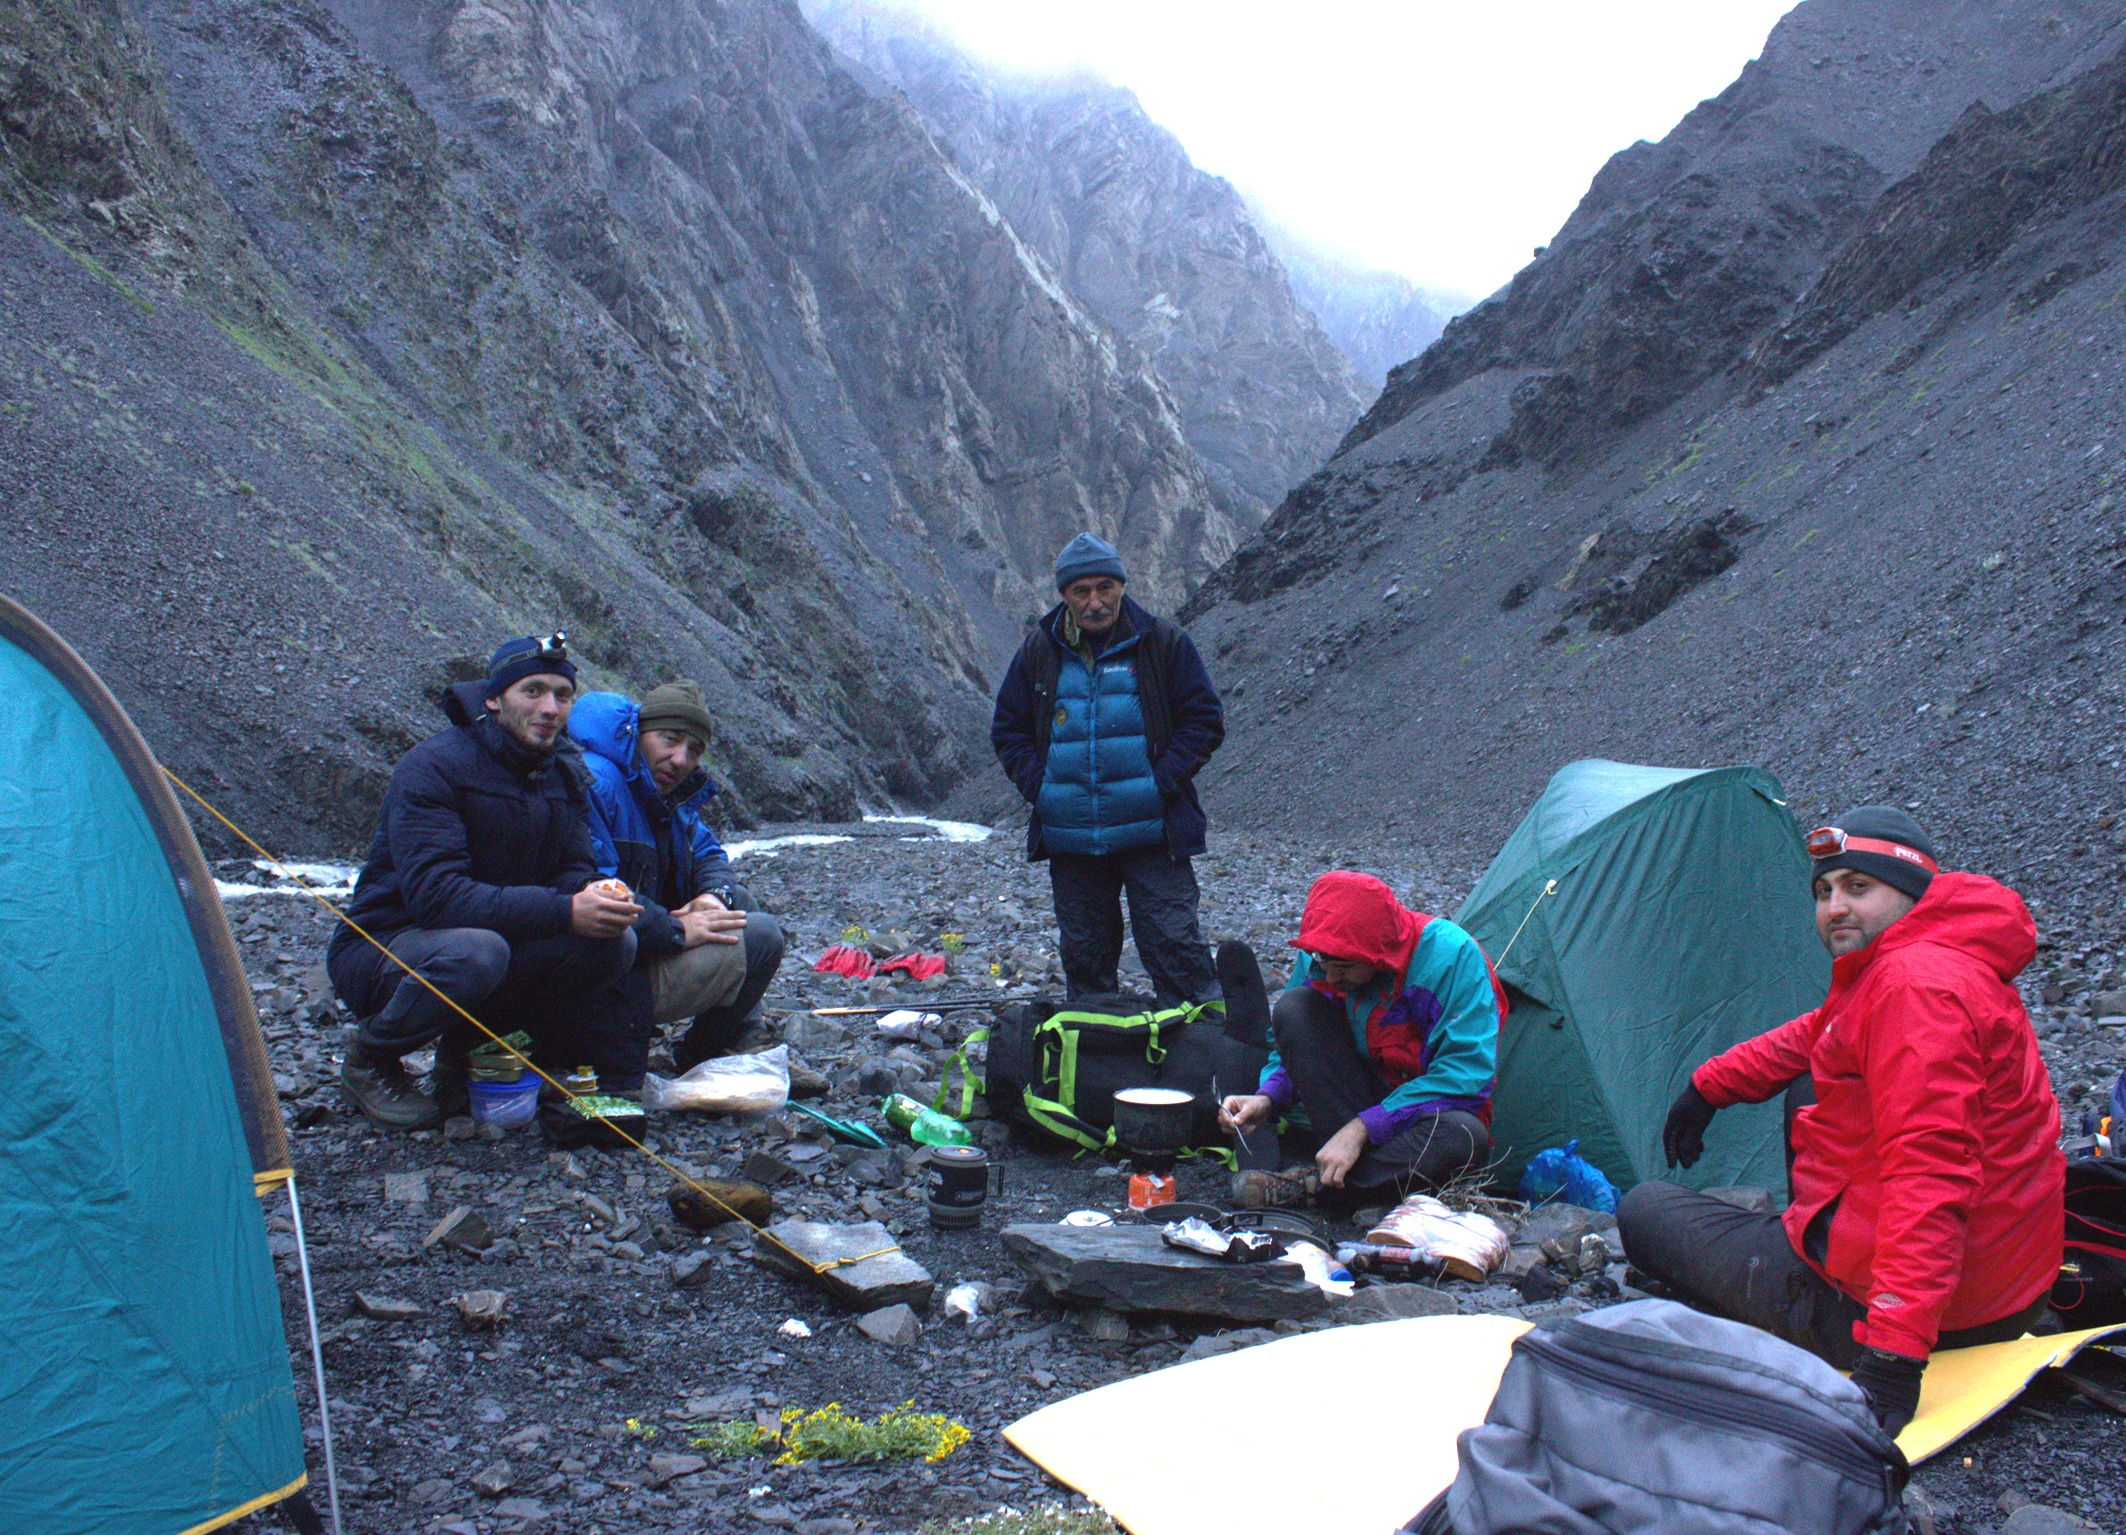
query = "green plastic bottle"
xmin=881 ymin=1092 xmax=973 ymax=1148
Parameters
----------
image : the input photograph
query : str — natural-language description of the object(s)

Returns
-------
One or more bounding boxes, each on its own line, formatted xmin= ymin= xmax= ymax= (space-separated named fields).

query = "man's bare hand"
xmin=570 ymin=885 xmax=641 ymax=939
xmin=676 ymin=892 xmax=733 ymax=915
xmin=1315 ymin=1117 xmax=1371 ymax=1190
xmin=678 ymin=906 xmax=746 ymax=948
xmin=1219 ymin=1093 xmax=1274 ymax=1136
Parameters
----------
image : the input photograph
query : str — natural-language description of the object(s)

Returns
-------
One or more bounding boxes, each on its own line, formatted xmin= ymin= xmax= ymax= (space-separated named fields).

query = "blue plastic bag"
xmin=1517 ymin=1138 xmax=1620 ymax=1213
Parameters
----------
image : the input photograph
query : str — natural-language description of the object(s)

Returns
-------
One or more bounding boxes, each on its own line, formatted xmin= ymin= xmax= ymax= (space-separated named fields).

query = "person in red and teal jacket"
xmin=1219 ymin=871 xmax=1504 ymax=1208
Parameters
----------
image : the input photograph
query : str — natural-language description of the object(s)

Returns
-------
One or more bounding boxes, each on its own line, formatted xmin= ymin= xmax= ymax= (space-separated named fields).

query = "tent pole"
xmin=284 ymin=1174 xmax=343 ymax=1535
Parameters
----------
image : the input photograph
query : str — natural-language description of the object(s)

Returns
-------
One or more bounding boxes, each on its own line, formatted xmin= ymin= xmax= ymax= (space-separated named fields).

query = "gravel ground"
xmin=224 ymin=818 xmax=2124 ymax=1535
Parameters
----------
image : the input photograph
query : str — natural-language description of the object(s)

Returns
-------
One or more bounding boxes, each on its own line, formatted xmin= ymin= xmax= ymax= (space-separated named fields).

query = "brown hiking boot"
xmin=1232 ymin=1165 xmax=1321 ymax=1210
xmin=667 ymin=1177 xmax=773 ymax=1230
xmin=341 ymin=1043 xmax=444 ymax=1131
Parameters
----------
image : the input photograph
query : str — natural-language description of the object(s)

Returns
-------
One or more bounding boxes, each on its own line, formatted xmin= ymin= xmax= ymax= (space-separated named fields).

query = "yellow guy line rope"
xmin=1493 ymin=878 xmax=1559 ymax=969
xmin=162 ymin=767 xmax=892 ymax=1277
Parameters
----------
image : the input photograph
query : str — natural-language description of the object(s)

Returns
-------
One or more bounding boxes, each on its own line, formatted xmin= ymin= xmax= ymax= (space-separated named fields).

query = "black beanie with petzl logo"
xmin=1810 ymin=805 xmax=1940 ymax=901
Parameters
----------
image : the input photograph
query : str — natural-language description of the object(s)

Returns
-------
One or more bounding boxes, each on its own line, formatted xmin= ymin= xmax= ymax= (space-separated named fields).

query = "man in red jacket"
xmin=1618 ymin=806 xmax=2064 ymax=1435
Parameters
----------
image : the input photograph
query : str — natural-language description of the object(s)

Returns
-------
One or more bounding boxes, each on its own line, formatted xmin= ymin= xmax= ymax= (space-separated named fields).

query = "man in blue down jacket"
xmin=991 ymin=534 xmax=1226 ymax=1003
xmin=566 ymin=680 xmax=786 ymax=1084
xmin=328 ymin=634 xmax=639 ymax=1129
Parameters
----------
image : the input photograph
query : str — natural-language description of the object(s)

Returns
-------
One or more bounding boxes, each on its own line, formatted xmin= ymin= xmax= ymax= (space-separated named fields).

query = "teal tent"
xmin=0 ymin=595 xmax=307 ymax=1532
xmin=1456 ymin=760 xmax=1831 ymax=1198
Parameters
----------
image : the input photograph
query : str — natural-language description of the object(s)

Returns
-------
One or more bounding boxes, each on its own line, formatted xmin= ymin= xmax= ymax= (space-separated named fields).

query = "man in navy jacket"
xmin=991 ymin=534 xmax=1225 ymax=1003
xmin=328 ymin=634 xmax=638 ymax=1128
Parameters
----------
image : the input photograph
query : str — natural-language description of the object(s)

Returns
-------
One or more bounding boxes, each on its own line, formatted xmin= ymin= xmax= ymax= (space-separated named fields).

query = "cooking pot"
xmin=1110 ymin=1086 xmax=1195 ymax=1158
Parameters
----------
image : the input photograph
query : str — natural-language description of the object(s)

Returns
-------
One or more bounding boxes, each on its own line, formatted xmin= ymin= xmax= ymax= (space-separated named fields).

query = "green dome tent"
xmin=0 ymin=595 xmax=310 ymax=1532
xmin=1456 ymin=760 xmax=1831 ymax=1198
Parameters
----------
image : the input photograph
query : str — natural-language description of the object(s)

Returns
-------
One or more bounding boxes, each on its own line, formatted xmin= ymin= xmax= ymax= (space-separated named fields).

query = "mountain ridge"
xmin=1185 ymin=0 xmax=2126 ymax=953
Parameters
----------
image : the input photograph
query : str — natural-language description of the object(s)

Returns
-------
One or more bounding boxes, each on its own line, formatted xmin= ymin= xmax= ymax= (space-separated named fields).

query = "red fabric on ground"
xmin=812 ymin=944 xmax=877 ymax=980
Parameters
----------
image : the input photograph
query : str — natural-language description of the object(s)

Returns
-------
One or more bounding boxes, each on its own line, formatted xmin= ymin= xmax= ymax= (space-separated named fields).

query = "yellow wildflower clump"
xmin=691 ymin=1403 xmax=970 ymax=1466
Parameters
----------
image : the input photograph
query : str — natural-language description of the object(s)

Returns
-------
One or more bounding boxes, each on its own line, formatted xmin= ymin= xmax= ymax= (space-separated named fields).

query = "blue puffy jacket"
xmin=564 ymin=692 xmax=735 ymax=957
xmin=991 ymin=597 xmax=1225 ymax=860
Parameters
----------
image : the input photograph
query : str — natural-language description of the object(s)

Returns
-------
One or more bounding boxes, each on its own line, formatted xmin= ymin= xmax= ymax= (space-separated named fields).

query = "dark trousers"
xmin=1047 ymin=847 xmax=1220 ymax=1004
xmin=348 ymin=925 xmax=634 ymax=1070
xmin=1240 ymin=983 xmax=1492 ymax=1198
xmin=1616 ymin=1181 xmax=2050 ymax=1367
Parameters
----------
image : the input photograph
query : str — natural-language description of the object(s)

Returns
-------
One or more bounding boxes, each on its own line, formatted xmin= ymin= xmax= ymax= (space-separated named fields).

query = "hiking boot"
xmin=1232 ymin=1165 xmax=1321 ymax=1210
xmin=341 ymin=1042 xmax=444 ymax=1130
xmin=727 ymin=1014 xmax=779 ymax=1054
xmin=669 ymin=1028 xmax=717 ymax=1076
xmin=427 ymin=1051 xmax=471 ymax=1120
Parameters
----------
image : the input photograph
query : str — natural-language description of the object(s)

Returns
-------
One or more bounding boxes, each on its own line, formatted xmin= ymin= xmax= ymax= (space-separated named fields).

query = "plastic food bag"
xmin=875 ymin=1009 xmax=936 ymax=1042
xmin=642 ymin=1045 xmax=791 ymax=1114
xmin=1517 ymin=1138 xmax=1620 ymax=1214
xmin=1364 ymin=1195 xmax=1510 ymax=1282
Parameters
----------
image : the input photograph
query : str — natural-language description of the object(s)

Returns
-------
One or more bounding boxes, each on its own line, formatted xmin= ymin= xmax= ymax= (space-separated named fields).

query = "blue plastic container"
xmin=468 ymin=1072 xmax=540 ymax=1128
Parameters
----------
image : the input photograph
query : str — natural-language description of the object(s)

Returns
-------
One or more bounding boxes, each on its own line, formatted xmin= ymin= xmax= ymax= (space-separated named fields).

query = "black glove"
xmin=1850 ymin=1348 xmax=1925 ymax=1437
xmin=1661 ymin=1083 xmax=1718 ymax=1169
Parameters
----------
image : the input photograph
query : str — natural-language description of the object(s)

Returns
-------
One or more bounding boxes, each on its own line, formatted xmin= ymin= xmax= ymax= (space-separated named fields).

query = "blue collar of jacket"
xmin=566 ymin=691 xmax=719 ymax=814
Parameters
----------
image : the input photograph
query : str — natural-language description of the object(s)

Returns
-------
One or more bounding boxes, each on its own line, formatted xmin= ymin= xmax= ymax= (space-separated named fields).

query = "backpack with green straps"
xmin=969 ymin=992 xmax=1242 ymax=1153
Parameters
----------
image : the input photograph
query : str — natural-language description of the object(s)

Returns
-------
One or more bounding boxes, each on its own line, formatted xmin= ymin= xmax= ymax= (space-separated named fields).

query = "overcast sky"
xmin=838 ymin=2 xmax=1800 ymax=300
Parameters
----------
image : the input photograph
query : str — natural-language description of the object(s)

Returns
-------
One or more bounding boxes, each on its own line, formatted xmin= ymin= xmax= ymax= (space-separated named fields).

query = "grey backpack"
xmin=1409 ymin=1299 xmax=1911 ymax=1535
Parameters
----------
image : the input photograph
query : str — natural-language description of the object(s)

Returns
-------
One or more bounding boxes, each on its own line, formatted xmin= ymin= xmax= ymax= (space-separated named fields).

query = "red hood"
xmin=1289 ymin=872 xmax=1427 ymax=979
xmin=1843 ymin=870 xmax=2036 ymax=984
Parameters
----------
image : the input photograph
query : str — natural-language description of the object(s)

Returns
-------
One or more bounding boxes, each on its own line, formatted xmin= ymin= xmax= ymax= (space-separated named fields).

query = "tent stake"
xmin=285 ymin=1175 xmax=343 ymax=1535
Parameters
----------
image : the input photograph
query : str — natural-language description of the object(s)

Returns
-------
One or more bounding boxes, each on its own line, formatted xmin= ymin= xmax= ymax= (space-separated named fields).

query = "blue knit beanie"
xmin=1054 ymin=532 xmax=1127 ymax=591
xmin=485 ymin=633 xmax=577 ymax=697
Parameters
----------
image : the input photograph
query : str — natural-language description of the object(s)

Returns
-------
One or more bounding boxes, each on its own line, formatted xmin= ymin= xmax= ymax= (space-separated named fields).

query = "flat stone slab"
xmin=751 ymin=1220 xmax=935 ymax=1311
xmin=423 ymin=1205 xmax=493 ymax=1252
xmin=1001 ymin=1223 xmax=1328 ymax=1322
xmin=1334 ymin=1282 xmax=1460 ymax=1321
xmin=353 ymin=1291 xmax=423 ymax=1321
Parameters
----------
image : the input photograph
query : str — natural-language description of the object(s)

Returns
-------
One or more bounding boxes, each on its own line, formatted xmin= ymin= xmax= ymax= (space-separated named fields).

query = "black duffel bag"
xmin=2055 ymin=1157 xmax=2126 ymax=1328
xmin=982 ymin=991 xmax=1259 ymax=1152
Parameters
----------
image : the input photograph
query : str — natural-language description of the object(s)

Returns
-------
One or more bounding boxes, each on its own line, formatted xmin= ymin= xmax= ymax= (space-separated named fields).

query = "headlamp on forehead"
xmin=535 ymin=631 xmax=569 ymax=664
xmin=1806 ymin=825 xmax=1940 ymax=873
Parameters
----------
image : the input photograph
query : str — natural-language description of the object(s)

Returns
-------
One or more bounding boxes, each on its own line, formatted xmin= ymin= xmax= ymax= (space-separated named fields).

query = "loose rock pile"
xmin=225 ymin=820 xmax=2123 ymax=1534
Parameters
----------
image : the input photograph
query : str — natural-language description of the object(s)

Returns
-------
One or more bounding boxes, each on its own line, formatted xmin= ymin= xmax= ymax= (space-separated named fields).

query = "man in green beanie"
xmin=565 ymin=680 xmax=786 ymax=1084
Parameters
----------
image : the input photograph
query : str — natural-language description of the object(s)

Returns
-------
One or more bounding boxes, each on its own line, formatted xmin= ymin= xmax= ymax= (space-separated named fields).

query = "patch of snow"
xmin=723 ymin=833 xmax=856 ymax=861
xmin=862 ymin=813 xmax=992 ymax=844
xmin=252 ymin=859 xmax=360 ymax=886
xmin=217 ymin=859 xmax=359 ymax=901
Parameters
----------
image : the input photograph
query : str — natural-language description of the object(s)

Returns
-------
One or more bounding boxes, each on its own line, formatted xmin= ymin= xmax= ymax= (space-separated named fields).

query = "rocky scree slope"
xmin=1185 ymin=0 xmax=2126 ymax=981
xmin=0 ymin=0 xmax=1277 ymax=847
xmin=810 ymin=0 xmax=1372 ymax=530
xmin=232 ymin=823 xmax=2126 ymax=1533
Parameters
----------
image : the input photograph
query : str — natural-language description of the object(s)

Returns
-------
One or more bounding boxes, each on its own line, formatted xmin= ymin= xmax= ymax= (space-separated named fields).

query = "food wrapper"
xmin=1160 ymin=1218 xmax=1286 ymax=1264
xmin=1364 ymin=1195 xmax=1510 ymax=1283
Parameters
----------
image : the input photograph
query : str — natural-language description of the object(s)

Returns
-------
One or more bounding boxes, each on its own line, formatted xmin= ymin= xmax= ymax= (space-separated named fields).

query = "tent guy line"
xmin=158 ymin=766 xmax=889 ymax=1281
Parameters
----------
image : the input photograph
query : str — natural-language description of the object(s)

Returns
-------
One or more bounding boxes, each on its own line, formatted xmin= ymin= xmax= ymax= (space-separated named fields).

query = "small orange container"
xmin=1127 ymin=1170 xmax=1177 ymax=1211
